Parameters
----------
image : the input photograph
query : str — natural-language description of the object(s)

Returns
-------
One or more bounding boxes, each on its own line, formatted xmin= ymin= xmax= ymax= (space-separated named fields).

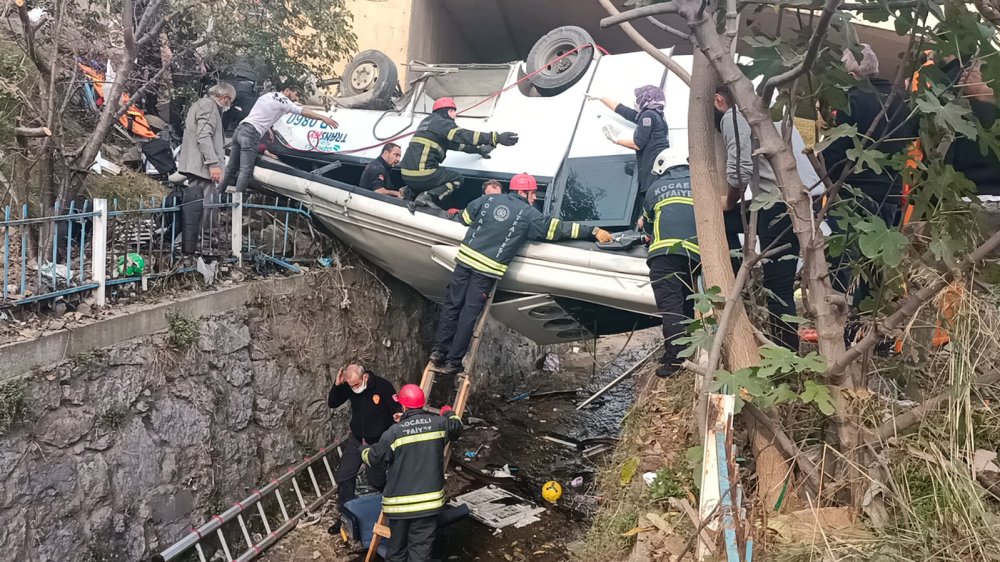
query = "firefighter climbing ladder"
xmin=364 ymin=287 xmax=498 ymax=561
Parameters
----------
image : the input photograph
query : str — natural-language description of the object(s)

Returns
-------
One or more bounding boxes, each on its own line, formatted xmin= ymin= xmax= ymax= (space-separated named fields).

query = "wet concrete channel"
xmin=262 ymin=330 xmax=659 ymax=562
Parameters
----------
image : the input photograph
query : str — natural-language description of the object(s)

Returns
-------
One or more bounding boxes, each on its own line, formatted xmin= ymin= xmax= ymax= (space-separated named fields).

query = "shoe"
xmin=655 ymin=363 xmax=680 ymax=378
xmin=414 ymin=191 xmax=436 ymax=208
xmin=440 ymin=360 xmax=464 ymax=375
xmin=429 ymin=349 xmax=446 ymax=367
xmin=399 ymin=186 xmax=414 ymax=201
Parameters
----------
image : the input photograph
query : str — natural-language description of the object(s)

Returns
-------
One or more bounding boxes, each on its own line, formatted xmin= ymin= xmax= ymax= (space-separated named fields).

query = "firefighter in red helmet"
xmin=400 ymin=97 xmax=520 ymax=211
xmin=430 ymin=173 xmax=615 ymax=375
xmin=361 ymin=384 xmax=463 ymax=562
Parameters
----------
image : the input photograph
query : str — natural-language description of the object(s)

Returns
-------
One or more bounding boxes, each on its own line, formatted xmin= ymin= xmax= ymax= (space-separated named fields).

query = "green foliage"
xmin=649 ymin=467 xmax=692 ymax=502
xmin=855 ymin=216 xmax=909 ymax=268
xmin=167 ymin=312 xmax=199 ymax=350
xmin=196 ymin=0 xmax=358 ymax=87
xmin=688 ymin=285 xmax=725 ymax=315
xmin=0 ymin=379 xmax=25 ymax=436
xmin=99 ymin=404 xmax=128 ymax=430
xmin=707 ymin=345 xmax=830 ymax=414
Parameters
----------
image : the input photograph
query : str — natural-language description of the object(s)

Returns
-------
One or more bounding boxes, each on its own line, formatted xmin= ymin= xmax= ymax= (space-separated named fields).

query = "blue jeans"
xmin=221 ymin=122 xmax=261 ymax=193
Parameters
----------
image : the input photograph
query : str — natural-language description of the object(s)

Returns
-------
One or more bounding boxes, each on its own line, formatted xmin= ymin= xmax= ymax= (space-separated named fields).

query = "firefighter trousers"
xmin=648 ymin=254 xmax=699 ymax=369
xmin=433 ymin=264 xmax=497 ymax=363
xmin=386 ymin=515 xmax=438 ymax=562
xmin=403 ymin=168 xmax=464 ymax=204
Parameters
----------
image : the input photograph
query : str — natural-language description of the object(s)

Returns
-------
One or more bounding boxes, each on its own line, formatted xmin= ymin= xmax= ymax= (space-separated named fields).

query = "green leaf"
xmin=688 ymin=286 xmax=725 ymax=315
xmin=844 ymin=145 xmax=889 ymax=175
xmin=800 ymin=380 xmax=836 ymax=416
xmin=856 ymin=216 xmax=909 ymax=267
xmin=814 ymin=123 xmax=859 ymax=153
xmin=749 ymin=189 xmax=784 ymax=212
xmin=779 ymin=314 xmax=809 ymax=325
xmin=620 ymin=456 xmax=640 ymax=486
xmin=915 ymin=93 xmax=979 ymax=140
xmin=756 ymin=383 xmax=799 ymax=410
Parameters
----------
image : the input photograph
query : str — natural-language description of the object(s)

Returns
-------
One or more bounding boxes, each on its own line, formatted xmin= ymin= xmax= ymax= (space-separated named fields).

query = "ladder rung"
xmin=374 ymin=523 xmax=391 ymax=538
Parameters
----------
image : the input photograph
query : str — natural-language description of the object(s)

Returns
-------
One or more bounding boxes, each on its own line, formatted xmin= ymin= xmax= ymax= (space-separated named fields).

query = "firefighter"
xmin=401 ymin=97 xmax=519 ymax=210
xmin=640 ymin=148 xmax=700 ymax=378
xmin=430 ymin=173 xmax=614 ymax=375
xmin=361 ymin=384 xmax=462 ymax=562
xmin=588 ymin=85 xmax=670 ymax=192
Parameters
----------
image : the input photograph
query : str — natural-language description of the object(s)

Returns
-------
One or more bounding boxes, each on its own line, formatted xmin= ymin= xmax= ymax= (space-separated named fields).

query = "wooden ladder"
xmin=364 ymin=287 xmax=497 ymax=561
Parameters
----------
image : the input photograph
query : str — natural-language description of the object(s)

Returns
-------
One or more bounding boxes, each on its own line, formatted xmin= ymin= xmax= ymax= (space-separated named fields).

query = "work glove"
xmin=593 ymin=227 xmax=614 ymax=244
xmin=602 ymin=124 xmax=621 ymax=143
xmin=584 ymin=93 xmax=599 ymax=101
xmin=496 ymin=132 xmax=519 ymax=146
xmin=477 ymin=144 xmax=494 ymax=159
xmin=447 ymin=208 xmax=460 ymax=217
xmin=440 ymin=405 xmax=454 ymax=417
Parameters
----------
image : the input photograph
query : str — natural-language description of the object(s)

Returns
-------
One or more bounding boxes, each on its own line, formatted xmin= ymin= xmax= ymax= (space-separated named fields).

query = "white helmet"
xmin=652 ymin=147 xmax=688 ymax=176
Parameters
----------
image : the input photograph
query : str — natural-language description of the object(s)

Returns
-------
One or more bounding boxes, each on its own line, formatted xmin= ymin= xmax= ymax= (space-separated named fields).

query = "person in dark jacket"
xmin=589 ymin=85 xmax=670 ymax=192
xmin=360 ymin=142 xmax=404 ymax=198
xmin=401 ymin=97 xmax=519 ymax=210
xmin=328 ymin=363 xmax=401 ymax=511
xmin=640 ymin=148 xmax=700 ymax=378
xmin=820 ymin=45 xmax=916 ymax=309
xmin=361 ymin=384 xmax=462 ymax=562
xmin=430 ymin=173 xmax=613 ymax=374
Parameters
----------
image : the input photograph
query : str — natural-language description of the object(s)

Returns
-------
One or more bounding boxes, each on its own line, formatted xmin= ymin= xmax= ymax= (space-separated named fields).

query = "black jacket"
xmin=360 ymin=156 xmax=395 ymax=192
xmin=642 ymin=166 xmax=699 ymax=261
xmin=361 ymin=409 xmax=463 ymax=519
xmin=948 ymin=100 xmax=1000 ymax=196
xmin=614 ymin=104 xmax=670 ymax=191
xmin=456 ymin=193 xmax=595 ymax=278
xmin=327 ymin=374 xmax=401 ymax=444
xmin=821 ymin=78 xmax=915 ymax=204
xmin=401 ymin=113 xmax=497 ymax=178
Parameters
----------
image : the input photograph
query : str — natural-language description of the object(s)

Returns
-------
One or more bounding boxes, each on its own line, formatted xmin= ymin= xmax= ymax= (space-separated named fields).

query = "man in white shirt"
xmin=221 ymin=83 xmax=339 ymax=193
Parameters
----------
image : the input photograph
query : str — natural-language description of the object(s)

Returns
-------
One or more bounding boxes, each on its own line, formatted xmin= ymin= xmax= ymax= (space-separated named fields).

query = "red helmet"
xmin=394 ymin=384 xmax=426 ymax=409
xmin=509 ymin=173 xmax=538 ymax=192
xmin=432 ymin=97 xmax=457 ymax=112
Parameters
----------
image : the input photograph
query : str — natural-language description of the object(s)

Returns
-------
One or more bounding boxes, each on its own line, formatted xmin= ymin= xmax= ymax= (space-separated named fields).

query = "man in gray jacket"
xmin=177 ymin=83 xmax=235 ymax=257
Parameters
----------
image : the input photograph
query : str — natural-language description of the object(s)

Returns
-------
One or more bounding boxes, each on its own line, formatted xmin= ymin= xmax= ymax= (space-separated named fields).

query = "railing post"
xmin=231 ymin=192 xmax=243 ymax=266
xmin=92 ymin=198 xmax=107 ymax=307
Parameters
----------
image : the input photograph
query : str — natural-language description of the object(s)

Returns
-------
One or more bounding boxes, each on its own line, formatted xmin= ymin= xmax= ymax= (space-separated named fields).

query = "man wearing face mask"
xmin=587 ymin=85 xmax=670 ymax=192
xmin=327 ymin=363 xmax=401 ymax=512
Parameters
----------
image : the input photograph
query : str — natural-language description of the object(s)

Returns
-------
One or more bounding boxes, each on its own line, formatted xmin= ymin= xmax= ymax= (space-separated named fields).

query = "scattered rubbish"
xmin=450 ymin=485 xmax=545 ymax=529
xmin=570 ymin=476 xmax=584 ymax=488
xmin=529 ymin=388 xmax=582 ymax=400
xmin=317 ymin=256 xmax=333 ymax=268
xmin=490 ymin=464 xmax=516 ymax=479
xmin=114 ymin=253 xmax=146 ymax=278
xmin=541 ymin=432 xmax=580 ymax=449
xmin=508 ymin=388 xmax=539 ymax=402
xmin=645 ymin=512 xmax=674 ymax=535
xmin=491 ymin=528 xmax=503 ymax=537
xmin=467 ymin=416 xmax=486 ymax=425
xmin=571 ymin=346 xmax=581 ymax=353
xmin=621 ymin=525 xmax=655 ymax=537
xmin=642 ymin=472 xmax=657 ymax=486
xmin=576 ymin=347 xmax=660 ymax=410
xmin=464 ymin=444 xmax=486 ymax=460
xmin=195 ymin=257 xmax=217 ymax=285
xmin=382 ymin=337 xmax=392 ymax=348
xmin=619 ymin=456 xmax=640 ymax=486
xmin=541 ymin=481 xmax=563 ymax=504
xmin=541 ymin=352 xmax=561 ymax=373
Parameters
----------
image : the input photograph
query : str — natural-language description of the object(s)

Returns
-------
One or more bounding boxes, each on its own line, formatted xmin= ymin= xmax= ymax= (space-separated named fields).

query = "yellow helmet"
xmin=541 ymin=481 xmax=563 ymax=503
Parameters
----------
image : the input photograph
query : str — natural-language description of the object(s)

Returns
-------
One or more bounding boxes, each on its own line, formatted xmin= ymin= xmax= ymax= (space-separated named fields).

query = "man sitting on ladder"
xmin=430 ymin=173 xmax=614 ymax=375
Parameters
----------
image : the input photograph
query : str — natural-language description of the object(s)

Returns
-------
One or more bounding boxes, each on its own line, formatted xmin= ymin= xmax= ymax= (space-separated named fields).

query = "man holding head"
xmin=360 ymin=142 xmax=405 ymax=199
xmin=327 ymin=363 xmax=401 ymax=511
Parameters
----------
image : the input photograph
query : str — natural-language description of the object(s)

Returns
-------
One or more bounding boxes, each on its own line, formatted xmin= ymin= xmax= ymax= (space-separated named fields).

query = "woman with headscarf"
xmin=588 ymin=85 xmax=670 ymax=191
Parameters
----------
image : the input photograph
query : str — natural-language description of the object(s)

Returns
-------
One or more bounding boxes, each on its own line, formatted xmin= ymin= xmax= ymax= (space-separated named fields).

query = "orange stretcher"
xmin=78 ymin=62 xmax=157 ymax=139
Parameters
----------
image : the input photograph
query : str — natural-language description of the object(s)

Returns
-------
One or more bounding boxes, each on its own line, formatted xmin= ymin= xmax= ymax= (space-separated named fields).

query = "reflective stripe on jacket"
xmin=401 ymin=113 xmax=497 ymax=178
xmin=642 ymin=166 xmax=699 ymax=261
xmin=361 ymin=409 xmax=463 ymax=519
xmin=456 ymin=193 xmax=593 ymax=278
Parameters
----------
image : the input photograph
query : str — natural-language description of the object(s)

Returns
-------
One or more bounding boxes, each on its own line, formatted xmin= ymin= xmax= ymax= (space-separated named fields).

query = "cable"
xmin=281 ymin=43 xmax=606 ymax=156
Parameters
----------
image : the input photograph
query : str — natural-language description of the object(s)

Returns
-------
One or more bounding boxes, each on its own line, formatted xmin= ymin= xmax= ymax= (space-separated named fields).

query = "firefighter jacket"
xmin=361 ymin=408 xmax=463 ymax=519
xmin=456 ymin=193 xmax=596 ymax=278
xmin=642 ymin=166 xmax=699 ymax=261
xmin=401 ymin=113 xmax=497 ymax=178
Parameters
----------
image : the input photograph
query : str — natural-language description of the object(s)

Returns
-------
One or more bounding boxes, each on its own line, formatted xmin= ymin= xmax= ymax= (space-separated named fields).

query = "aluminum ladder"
xmin=364 ymin=287 xmax=497 ymax=561
xmin=151 ymin=442 xmax=344 ymax=562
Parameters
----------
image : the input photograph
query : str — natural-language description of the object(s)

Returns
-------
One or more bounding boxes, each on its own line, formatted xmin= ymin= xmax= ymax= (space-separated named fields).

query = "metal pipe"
xmin=575 ymin=347 xmax=659 ymax=410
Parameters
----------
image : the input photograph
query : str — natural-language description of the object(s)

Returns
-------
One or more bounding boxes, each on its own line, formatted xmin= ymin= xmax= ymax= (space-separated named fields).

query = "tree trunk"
xmin=687 ymin=52 xmax=790 ymax=509
xmin=682 ymin=5 xmax=862 ymax=504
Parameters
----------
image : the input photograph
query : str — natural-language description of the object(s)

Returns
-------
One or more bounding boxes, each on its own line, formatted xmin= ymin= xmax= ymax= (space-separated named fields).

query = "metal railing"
xmin=1 ymin=191 xmax=316 ymax=310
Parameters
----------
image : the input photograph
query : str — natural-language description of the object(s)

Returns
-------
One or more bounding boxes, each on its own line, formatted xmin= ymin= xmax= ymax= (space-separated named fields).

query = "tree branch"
xmin=646 ymin=16 xmax=691 ymax=42
xmin=874 ymin=368 xmax=1000 ymax=442
xmin=600 ymin=2 xmax=679 ymax=27
xmin=14 ymin=126 xmax=52 ymax=137
xmin=827 ymin=230 xmax=1000 ymax=380
xmin=598 ymin=0 xmax=692 ymax=85
xmin=760 ymin=0 xmax=841 ymax=101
